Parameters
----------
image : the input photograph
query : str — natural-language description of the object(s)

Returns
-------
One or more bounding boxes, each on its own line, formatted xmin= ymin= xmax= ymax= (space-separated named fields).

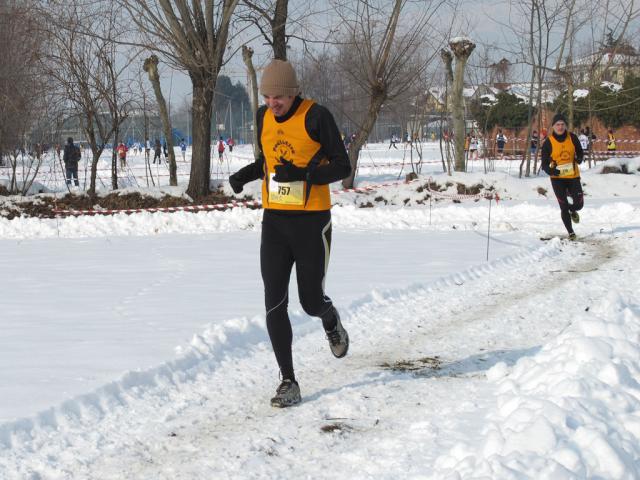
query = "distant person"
xmin=227 ymin=137 xmax=235 ymax=153
xmin=145 ymin=139 xmax=151 ymax=161
xmin=55 ymin=143 xmax=62 ymax=159
xmin=180 ymin=139 xmax=187 ymax=162
xmin=578 ymin=129 xmax=589 ymax=151
xmin=585 ymin=127 xmax=595 ymax=153
xmin=469 ymin=134 xmax=479 ymax=160
xmin=153 ymin=138 xmax=162 ymax=164
xmin=116 ymin=142 xmax=128 ymax=168
xmin=217 ymin=136 xmax=225 ymax=161
xmin=540 ymin=113 xmax=584 ymax=240
xmin=389 ymin=133 xmax=398 ymax=150
xmin=464 ymin=133 xmax=470 ymax=159
xmin=162 ymin=140 xmax=168 ymax=159
xmin=344 ymin=133 xmax=352 ymax=149
xmin=62 ymin=137 xmax=81 ymax=187
xmin=495 ymin=129 xmax=507 ymax=159
xmin=607 ymin=129 xmax=616 ymax=152
xmin=530 ymin=130 xmax=539 ymax=155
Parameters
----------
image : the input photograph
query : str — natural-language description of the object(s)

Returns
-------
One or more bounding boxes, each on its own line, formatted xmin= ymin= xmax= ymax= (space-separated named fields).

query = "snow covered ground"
xmin=1 ymin=144 xmax=639 ymax=479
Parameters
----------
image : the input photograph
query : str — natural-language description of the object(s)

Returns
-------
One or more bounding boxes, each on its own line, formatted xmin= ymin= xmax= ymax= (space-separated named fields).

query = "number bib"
xmin=268 ymin=173 xmax=304 ymax=205
xmin=556 ymin=163 xmax=575 ymax=177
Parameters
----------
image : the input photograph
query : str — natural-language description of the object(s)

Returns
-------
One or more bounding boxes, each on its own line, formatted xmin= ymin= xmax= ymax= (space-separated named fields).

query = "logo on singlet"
xmin=273 ymin=139 xmax=296 ymax=159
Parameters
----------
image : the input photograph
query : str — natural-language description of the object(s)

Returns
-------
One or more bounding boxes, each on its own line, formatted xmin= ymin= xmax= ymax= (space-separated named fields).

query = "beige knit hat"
xmin=259 ymin=59 xmax=300 ymax=97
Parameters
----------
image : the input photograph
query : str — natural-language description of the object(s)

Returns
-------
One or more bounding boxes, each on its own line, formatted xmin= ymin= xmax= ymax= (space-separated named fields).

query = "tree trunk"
xmin=450 ymin=39 xmax=475 ymax=172
xmin=89 ymin=151 xmax=100 ymax=196
xmin=242 ymin=45 xmax=260 ymax=160
xmin=566 ymin=73 xmax=574 ymax=131
xmin=144 ymin=55 xmax=177 ymax=186
xmin=186 ymin=82 xmax=214 ymax=198
xmin=342 ymin=92 xmax=386 ymax=189
xmin=272 ymin=0 xmax=288 ymax=60
xmin=84 ymin=119 xmax=98 ymax=195
xmin=520 ymin=71 xmax=537 ymax=178
xmin=112 ymin=125 xmax=119 ymax=190
xmin=440 ymin=49 xmax=453 ymax=174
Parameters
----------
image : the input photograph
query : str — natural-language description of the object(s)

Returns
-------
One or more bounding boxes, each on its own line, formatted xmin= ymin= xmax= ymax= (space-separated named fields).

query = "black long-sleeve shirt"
xmin=230 ymin=96 xmax=351 ymax=186
xmin=540 ymin=131 xmax=584 ymax=175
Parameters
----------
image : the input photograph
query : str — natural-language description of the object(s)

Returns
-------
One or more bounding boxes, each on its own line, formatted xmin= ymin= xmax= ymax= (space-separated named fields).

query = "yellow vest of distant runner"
xmin=549 ymin=134 xmax=580 ymax=179
xmin=261 ymin=99 xmax=331 ymax=211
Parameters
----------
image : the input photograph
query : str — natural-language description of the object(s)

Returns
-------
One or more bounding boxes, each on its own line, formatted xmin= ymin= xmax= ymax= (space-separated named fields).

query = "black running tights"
xmin=551 ymin=177 xmax=584 ymax=234
xmin=260 ymin=209 xmax=336 ymax=381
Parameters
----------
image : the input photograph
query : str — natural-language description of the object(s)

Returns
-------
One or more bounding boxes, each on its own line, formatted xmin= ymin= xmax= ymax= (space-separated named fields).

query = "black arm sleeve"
xmin=231 ymin=156 xmax=264 ymax=184
xmin=570 ymin=133 xmax=584 ymax=163
xmin=304 ymin=104 xmax=351 ymax=185
xmin=255 ymin=105 xmax=267 ymax=158
xmin=229 ymin=106 xmax=267 ymax=185
xmin=540 ymin=138 xmax=553 ymax=175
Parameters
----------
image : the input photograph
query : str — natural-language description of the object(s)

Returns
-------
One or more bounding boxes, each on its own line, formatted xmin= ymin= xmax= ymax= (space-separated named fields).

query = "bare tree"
xmin=143 ymin=55 xmax=177 ymax=186
xmin=241 ymin=46 xmax=260 ymax=160
xmin=42 ymin=2 xmax=135 ymax=195
xmin=440 ymin=48 xmax=454 ymax=174
xmin=487 ymin=0 xmax=566 ymax=177
xmin=120 ymin=0 xmax=241 ymax=198
xmin=99 ymin=5 xmax=139 ymax=191
xmin=0 ymin=0 xmax=52 ymax=194
xmin=242 ymin=0 xmax=289 ymax=60
xmin=579 ymin=0 xmax=638 ymax=164
xmin=449 ymin=37 xmax=476 ymax=172
xmin=520 ymin=0 xmax=553 ymax=178
xmin=332 ymin=0 xmax=450 ymax=188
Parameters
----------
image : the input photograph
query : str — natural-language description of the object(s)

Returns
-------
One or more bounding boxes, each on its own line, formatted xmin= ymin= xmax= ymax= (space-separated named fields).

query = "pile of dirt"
xmin=416 ymin=180 xmax=445 ymax=194
xmin=456 ymin=182 xmax=485 ymax=195
xmin=0 ymin=189 xmax=250 ymax=220
xmin=601 ymin=164 xmax=630 ymax=174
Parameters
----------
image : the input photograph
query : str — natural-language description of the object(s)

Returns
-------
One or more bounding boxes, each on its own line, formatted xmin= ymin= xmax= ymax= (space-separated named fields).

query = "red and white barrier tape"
xmin=53 ymin=199 xmax=262 ymax=216
xmin=357 ymin=160 xmax=443 ymax=168
xmin=333 ymin=178 xmax=420 ymax=195
xmin=476 ymin=152 xmax=639 ymax=161
xmin=496 ymin=137 xmax=640 ymax=144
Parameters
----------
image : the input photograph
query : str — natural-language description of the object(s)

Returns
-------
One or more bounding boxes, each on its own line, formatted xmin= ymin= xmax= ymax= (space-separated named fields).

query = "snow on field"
xmin=0 ymin=143 xmax=639 ymax=479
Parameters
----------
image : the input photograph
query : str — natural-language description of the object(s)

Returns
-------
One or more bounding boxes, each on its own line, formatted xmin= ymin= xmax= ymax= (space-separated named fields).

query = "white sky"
xmin=160 ymin=0 xmax=640 ymax=106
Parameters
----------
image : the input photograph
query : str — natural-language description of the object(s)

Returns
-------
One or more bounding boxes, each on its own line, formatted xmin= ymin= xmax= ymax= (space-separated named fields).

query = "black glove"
xmin=550 ymin=167 xmax=561 ymax=176
xmin=229 ymin=173 xmax=244 ymax=194
xmin=273 ymin=157 xmax=307 ymax=183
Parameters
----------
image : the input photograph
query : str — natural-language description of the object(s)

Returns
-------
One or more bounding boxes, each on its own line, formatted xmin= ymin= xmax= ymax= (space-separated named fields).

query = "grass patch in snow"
xmin=380 ymin=356 xmax=443 ymax=372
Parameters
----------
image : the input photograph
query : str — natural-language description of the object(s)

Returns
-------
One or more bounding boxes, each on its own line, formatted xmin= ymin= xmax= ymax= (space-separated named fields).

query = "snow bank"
xmin=0 ymin=315 xmax=268 ymax=450
xmin=1 ymin=200 xmax=637 ymax=241
xmin=434 ymin=291 xmax=640 ymax=479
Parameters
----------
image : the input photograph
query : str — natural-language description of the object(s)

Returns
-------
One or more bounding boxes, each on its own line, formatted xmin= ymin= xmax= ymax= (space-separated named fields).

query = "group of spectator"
xmin=459 ymin=124 xmax=616 ymax=160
